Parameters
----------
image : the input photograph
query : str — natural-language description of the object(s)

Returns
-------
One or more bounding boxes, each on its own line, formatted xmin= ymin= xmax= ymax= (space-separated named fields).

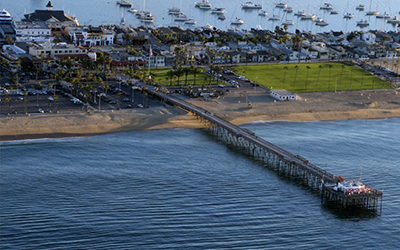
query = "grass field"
xmin=233 ymin=62 xmax=392 ymax=92
xmin=144 ymin=67 xmax=219 ymax=86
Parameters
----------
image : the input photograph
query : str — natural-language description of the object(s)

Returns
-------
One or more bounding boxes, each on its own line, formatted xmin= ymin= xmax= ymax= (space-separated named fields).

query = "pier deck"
xmin=159 ymin=93 xmax=383 ymax=210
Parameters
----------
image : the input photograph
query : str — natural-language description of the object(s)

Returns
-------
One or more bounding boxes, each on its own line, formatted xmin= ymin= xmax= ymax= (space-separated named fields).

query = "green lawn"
xmin=149 ymin=67 xmax=220 ymax=86
xmin=233 ymin=62 xmax=392 ymax=92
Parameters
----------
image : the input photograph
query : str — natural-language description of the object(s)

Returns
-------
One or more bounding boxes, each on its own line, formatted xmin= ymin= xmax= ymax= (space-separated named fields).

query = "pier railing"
xmin=156 ymin=92 xmax=382 ymax=210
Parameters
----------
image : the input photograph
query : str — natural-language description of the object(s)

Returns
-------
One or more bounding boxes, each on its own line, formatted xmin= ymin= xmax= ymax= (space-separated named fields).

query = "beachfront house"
xmin=270 ymin=89 xmax=296 ymax=101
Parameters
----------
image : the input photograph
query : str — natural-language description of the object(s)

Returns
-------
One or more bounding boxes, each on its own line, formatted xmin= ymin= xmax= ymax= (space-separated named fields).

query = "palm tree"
xmin=190 ymin=64 xmax=202 ymax=86
xmin=167 ymin=70 xmax=175 ymax=86
xmin=293 ymin=65 xmax=299 ymax=92
xmin=327 ymin=64 xmax=333 ymax=91
xmin=183 ymin=67 xmax=191 ymax=85
xmin=214 ymin=65 xmax=223 ymax=85
xmin=283 ymin=67 xmax=288 ymax=89
xmin=316 ymin=65 xmax=323 ymax=91
xmin=305 ymin=66 xmax=311 ymax=92
xmin=174 ymin=66 xmax=184 ymax=86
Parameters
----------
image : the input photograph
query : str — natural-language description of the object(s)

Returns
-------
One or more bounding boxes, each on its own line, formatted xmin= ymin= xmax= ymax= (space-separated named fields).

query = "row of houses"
xmin=1 ymin=1 xmax=400 ymax=74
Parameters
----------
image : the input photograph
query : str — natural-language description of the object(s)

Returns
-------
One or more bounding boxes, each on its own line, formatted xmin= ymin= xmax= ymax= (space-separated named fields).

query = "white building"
xmin=66 ymin=26 xmax=114 ymax=47
xmin=361 ymin=32 xmax=376 ymax=44
xmin=14 ymin=21 xmax=52 ymax=42
xmin=28 ymin=37 xmax=87 ymax=57
xmin=270 ymin=89 xmax=296 ymax=101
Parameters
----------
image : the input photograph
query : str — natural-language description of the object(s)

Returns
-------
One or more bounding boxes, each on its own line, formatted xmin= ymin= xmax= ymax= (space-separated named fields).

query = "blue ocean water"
xmin=2 ymin=0 xmax=400 ymax=33
xmin=1 ymin=118 xmax=399 ymax=249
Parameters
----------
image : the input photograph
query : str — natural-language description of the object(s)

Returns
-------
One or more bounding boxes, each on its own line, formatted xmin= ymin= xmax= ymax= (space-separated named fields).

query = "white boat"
xmin=231 ymin=17 xmax=244 ymax=25
xmin=0 ymin=9 xmax=13 ymax=24
xmin=365 ymin=0 xmax=378 ymax=15
xmin=241 ymin=2 xmax=262 ymax=9
xmin=356 ymin=19 xmax=370 ymax=27
xmin=320 ymin=3 xmax=333 ymax=10
xmin=128 ymin=8 xmax=138 ymax=13
xmin=282 ymin=19 xmax=294 ymax=25
xmin=356 ymin=4 xmax=365 ymax=11
xmin=218 ymin=15 xmax=226 ymax=20
xmin=185 ymin=18 xmax=196 ymax=24
xmin=376 ymin=12 xmax=390 ymax=19
xmin=117 ymin=0 xmax=133 ymax=8
xmin=343 ymin=13 xmax=354 ymax=19
xmin=195 ymin=1 xmax=212 ymax=9
xmin=366 ymin=10 xmax=379 ymax=15
xmin=294 ymin=11 xmax=306 ymax=17
xmin=168 ymin=7 xmax=181 ymax=14
xmin=301 ymin=13 xmax=316 ymax=20
xmin=283 ymin=7 xmax=294 ymax=13
xmin=275 ymin=2 xmax=287 ymax=8
xmin=203 ymin=23 xmax=213 ymax=30
xmin=269 ymin=14 xmax=280 ymax=20
xmin=315 ymin=19 xmax=328 ymax=26
xmin=175 ymin=13 xmax=188 ymax=21
xmin=211 ymin=8 xmax=225 ymax=14
xmin=330 ymin=10 xmax=339 ymax=15
xmin=387 ymin=15 xmax=400 ymax=24
xmin=258 ymin=10 xmax=268 ymax=16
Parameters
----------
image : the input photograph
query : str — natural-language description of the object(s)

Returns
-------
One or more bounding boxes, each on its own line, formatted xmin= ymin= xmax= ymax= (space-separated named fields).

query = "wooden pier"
xmin=159 ymin=93 xmax=383 ymax=211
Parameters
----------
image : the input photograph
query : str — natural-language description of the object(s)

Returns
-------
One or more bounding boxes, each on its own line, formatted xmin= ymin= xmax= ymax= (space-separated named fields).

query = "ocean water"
xmin=1 ymin=118 xmax=400 ymax=249
xmin=2 ymin=0 xmax=400 ymax=33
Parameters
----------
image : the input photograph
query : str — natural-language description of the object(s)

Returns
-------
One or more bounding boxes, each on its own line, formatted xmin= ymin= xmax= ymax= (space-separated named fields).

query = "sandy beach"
xmin=1 ymin=89 xmax=399 ymax=141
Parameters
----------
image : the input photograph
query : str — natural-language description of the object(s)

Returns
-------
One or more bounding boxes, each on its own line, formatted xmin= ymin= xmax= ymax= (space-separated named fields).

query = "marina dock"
xmin=159 ymin=93 xmax=383 ymax=211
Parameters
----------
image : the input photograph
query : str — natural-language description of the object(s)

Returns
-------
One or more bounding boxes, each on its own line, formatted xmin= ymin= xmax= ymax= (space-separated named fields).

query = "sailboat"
xmin=282 ymin=9 xmax=294 ymax=25
xmin=169 ymin=0 xmax=181 ymax=15
xmin=343 ymin=2 xmax=353 ymax=19
xmin=365 ymin=0 xmax=379 ymax=15
xmin=185 ymin=6 xmax=196 ymax=24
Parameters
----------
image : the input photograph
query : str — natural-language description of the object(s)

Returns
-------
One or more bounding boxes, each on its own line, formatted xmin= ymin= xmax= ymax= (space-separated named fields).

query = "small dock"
xmin=158 ymin=93 xmax=383 ymax=210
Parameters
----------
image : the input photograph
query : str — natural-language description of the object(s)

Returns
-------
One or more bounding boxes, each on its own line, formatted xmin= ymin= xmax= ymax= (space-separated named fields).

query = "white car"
xmin=47 ymin=96 xmax=54 ymax=101
xmin=137 ymin=104 xmax=144 ymax=108
xmin=38 ymin=109 xmax=44 ymax=113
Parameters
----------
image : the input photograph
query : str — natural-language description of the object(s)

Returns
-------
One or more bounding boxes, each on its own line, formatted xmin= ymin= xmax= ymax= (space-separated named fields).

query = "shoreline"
xmin=1 ymin=107 xmax=399 ymax=142
xmin=1 ymin=89 xmax=399 ymax=142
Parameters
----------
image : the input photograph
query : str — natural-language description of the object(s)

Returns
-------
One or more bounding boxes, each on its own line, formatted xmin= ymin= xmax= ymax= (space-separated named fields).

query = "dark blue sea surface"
xmin=1 ymin=118 xmax=400 ymax=249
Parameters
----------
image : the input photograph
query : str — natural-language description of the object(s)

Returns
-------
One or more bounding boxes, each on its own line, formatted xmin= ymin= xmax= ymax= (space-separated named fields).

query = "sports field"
xmin=233 ymin=63 xmax=392 ymax=92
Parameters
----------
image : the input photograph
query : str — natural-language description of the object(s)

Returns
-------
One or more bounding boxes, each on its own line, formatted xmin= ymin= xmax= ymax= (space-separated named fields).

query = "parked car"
xmin=38 ymin=109 xmax=44 ymax=113
xmin=126 ymin=104 xmax=132 ymax=109
xmin=137 ymin=104 xmax=144 ymax=108
xmin=123 ymin=97 xmax=130 ymax=102
xmin=109 ymin=100 xmax=117 ymax=104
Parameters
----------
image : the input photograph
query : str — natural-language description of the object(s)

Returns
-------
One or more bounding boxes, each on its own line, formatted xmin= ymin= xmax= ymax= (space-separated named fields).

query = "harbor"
xmin=2 ymin=0 xmax=400 ymax=33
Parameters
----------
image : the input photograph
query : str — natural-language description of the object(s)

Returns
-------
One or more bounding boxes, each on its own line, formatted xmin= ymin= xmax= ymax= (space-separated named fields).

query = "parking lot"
xmin=0 ymin=78 xmax=163 ymax=115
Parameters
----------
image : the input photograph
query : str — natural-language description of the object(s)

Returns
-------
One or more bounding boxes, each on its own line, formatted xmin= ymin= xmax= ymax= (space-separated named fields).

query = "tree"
xmin=190 ymin=64 xmax=202 ymax=86
xmin=315 ymin=65 xmax=323 ymax=91
xmin=293 ymin=65 xmax=299 ymax=92
xmin=305 ymin=66 xmax=311 ymax=92
xmin=283 ymin=66 xmax=288 ymax=89
xmin=183 ymin=67 xmax=191 ymax=85
xmin=167 ymin=70 xmax=175 ymax=86
xmin=327 ymin=64 xmax=333 ymax=91
xmin=174 ymin=66 xmax=184 ymax=86
xmin=213 ymin=65 xmax=222 ymax=85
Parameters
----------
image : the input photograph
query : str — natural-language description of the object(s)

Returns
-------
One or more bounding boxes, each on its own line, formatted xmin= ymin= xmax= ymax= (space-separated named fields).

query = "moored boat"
xmin=269 ymin=14 xmax=280 ymax=20
xmin=231 ymin=17 xmax=244 ymax=25
xmin=320 ymin=3 xmax=333 ymax=10
xmin=241 ymin=2 xmax=262 ymax=9
xmin=356 ymin=19 xmax=370 ymax=27
xmin=258 ymin=10 xmax=268 ymax=16
xmin=117 ymin=0 xmax=133 ymax=8
xmin=387 ymin=15 xmax=400 ymax=24
xmin=356 ymin=4 xmax=365 ymax=11
xmin=128 ymin=8 xmax=137 ymax=13
xmin=211 ymin=8 xmax=225 ymax=14
xmin=343 ymin=13 xmax=354 ymax=19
